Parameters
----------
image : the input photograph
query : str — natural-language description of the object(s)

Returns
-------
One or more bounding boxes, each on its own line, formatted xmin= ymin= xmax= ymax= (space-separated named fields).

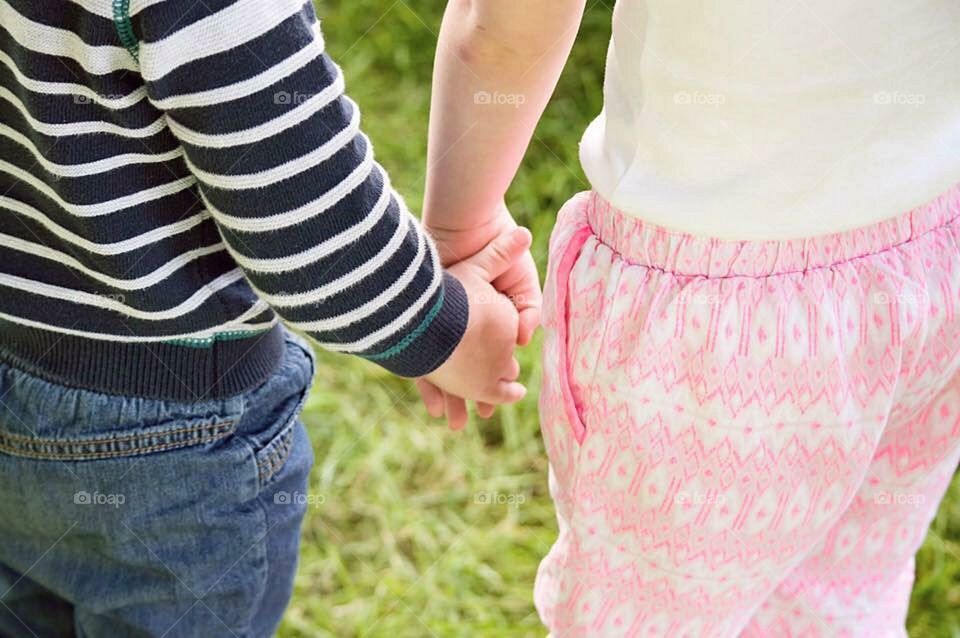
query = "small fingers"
xmin=488 ymin=380 xmax=527 ymax=405
xmin=415 ymin=378 xmax=446 ymax=418
xmin=445 ymin=395 xmax=469 ymax=431
xmin=476 ymin=402 xmax=496 ymax=419
xmin=463 ymin=227 xmax=532 ymax=282
xmin=505 ymin=357 xmax=520 ymax=381
xmin=517 ymin=306 xmax=541 ymax=346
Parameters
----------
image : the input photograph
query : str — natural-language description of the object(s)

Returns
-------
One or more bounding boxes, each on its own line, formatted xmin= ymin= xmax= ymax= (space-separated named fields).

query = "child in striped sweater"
xmin=0 ymin=0 xmax=533 ymax=636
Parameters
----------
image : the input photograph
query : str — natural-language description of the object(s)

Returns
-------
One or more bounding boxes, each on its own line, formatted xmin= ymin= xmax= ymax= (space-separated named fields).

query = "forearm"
xmin=136 ymin=1 xmax=469 ymax=377
xmin=423 ymin=0 xmax=585 ymax=240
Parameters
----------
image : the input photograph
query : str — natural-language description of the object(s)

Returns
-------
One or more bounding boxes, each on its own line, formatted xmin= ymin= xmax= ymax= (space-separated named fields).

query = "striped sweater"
xmin=0 ymin=0 xmax=469 ymax=400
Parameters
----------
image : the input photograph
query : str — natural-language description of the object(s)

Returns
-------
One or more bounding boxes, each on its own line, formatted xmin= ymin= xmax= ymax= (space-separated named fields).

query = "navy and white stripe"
xmin=0 ymin=0 xmax=468 ymax=398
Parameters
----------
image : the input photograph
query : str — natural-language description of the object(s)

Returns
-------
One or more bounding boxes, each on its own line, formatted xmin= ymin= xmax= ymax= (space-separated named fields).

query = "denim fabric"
xmin=0 ymin=329 xmax=317 ymax=638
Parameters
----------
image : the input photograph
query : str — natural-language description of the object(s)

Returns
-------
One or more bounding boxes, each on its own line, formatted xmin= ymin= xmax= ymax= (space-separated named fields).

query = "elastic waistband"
xmin=0 ymin=322 xmax=286 ymax=401
xmin=585 ymin=182 xmax=960 ymax=278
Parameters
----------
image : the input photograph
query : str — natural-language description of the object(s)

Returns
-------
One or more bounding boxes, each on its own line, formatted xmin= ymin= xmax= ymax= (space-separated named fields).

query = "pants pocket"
xmin=237 ymin=331 xmax=316 ymax=494
xmin=0 ymin=416 xmax=239 ymax=461
xmin=551 ymin=225 xmax=594 ymax=445
xmin=0 ymin=357 xmax=245 ymax=464
xmin=542 ymin=193 xmax=623 ymax=448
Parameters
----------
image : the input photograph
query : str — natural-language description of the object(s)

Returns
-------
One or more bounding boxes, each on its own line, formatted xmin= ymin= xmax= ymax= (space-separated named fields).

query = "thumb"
xmin=461 ymin=227 xmax=532 ymax=282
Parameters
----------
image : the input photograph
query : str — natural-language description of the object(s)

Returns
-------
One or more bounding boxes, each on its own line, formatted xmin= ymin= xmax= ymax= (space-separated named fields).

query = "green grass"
xmin=280 ymin=2 xmax=960 ymax=636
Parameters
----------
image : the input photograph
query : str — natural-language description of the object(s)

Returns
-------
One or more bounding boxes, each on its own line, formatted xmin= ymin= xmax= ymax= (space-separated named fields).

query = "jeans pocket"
xmin=0 ymin=416 xmax=239 ymax=462
xmin=0 ymin=360 xmax=245 ymax=463
xmin=238 ymin=331 xmax=315 ymax=493
xmin=252 ymin=416 xmax=301 ymax=489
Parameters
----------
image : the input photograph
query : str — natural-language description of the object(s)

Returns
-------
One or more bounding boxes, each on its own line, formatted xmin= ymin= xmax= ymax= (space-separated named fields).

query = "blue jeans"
xmin=0 ymin=330 xmax=316 ymax=637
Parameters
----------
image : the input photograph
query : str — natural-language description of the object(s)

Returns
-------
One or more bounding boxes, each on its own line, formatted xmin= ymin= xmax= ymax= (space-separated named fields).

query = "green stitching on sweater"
xmin=112 ymin=0 xmax=139 ymax=61
xmin=166 ymin=328 xmax=270 ymax=349
xmin=363 ymin=291 xmax=446 ymax=362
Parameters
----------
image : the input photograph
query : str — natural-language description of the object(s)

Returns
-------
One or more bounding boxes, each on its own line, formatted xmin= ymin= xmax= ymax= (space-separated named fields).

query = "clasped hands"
xmin=417 ymin=203 xmax=541 ymax=430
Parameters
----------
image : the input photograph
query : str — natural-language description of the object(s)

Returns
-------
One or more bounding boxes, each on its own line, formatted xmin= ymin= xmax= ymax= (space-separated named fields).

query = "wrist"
xmin=360 ymin=272 xmax=469 ymax=377
xmin=423 ymin=202 xmax=515 ymax=265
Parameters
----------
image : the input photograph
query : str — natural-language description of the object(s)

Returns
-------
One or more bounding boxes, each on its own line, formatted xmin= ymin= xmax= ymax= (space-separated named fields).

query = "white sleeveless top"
xmin=579 ymin=0 xmax=960 ymax=239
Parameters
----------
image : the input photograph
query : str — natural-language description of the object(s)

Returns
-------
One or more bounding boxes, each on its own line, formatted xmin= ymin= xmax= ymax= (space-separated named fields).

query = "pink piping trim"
xmin=555 ymin=225 xmax=594 ymax=445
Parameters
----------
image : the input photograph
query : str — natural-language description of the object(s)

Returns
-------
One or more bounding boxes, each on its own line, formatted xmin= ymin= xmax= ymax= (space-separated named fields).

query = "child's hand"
xmin=425 ymin=203 xmax=542 ymax=346
xmin=420 ymin=227 xmax=532 ymax=429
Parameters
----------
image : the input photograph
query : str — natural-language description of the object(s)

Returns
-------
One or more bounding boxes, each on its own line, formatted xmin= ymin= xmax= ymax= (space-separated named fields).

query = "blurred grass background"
xmin=280 ymin=1 xmax=960 ymax=636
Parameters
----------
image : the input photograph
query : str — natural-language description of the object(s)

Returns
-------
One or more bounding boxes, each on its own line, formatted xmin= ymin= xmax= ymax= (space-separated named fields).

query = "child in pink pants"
xmin=534 ymin=187 xmax=960 ymax=636
xmin=419 ymin=0 xmax=960 ymax=635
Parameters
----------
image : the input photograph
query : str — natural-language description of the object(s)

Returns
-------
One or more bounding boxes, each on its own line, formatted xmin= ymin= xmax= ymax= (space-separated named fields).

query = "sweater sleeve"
xmin=127 ymin=0 xmax=467 ymax=377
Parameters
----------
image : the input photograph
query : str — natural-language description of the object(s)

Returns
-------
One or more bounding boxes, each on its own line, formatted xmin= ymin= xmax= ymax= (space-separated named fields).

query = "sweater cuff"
xmin=361 ymin=272 xmax=469 ymax=377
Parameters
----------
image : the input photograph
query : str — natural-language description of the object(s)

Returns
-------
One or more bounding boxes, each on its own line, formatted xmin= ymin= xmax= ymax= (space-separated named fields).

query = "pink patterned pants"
xmin=535 ymin=187 xmax=960 ymax=637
